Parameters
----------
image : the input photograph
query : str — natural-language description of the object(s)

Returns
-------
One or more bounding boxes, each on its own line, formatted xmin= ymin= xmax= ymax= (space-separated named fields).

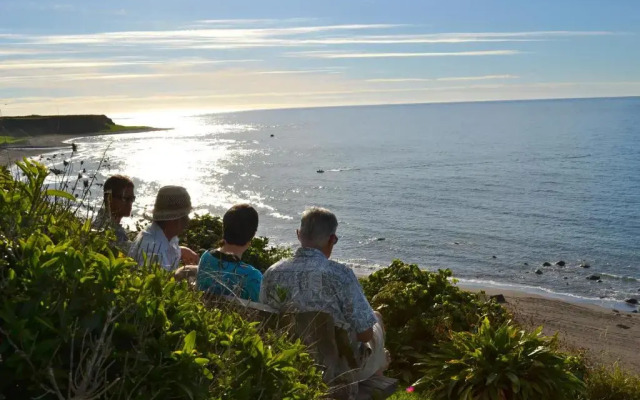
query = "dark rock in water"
xmin=542 ymin=262 xmax=551 ymax=267
xmin=563 ymin=277 xmax=568 ymax=280
xmin=555 ymin=260 xmax=566 ymax=267
xmin=316 ymin=169 xmax=324 ymax=173
xmin=586 ymin=275 xmax=600 ymax=281
xmin=535 ymin=269 xmax=543 ymax=275
xmin=377 ymin=237 xmax=385 ymax=241
xmin=492 ymin=255 xmax=497 ymax=259
xmin=490 ymin=294 xmax=507 ymax=303
xmin=597 ymin=280 xmax=603 ymax=283
xmin=625 ymin=298 xmax=639 ymax=305
xmin=613 ymin=309 xmax=619 ymax=312
xmin=580 ymin=262 xmax=590 ymax=268
xmin=633 ymin=310 xmax=639 ymax=314
xmin=454 ymin=242 xmax=460 ymax=245
xmin=270 ymin=134 xmax=274 ymax=137
xmin=524 ymin=262 xmax=528 ymax=266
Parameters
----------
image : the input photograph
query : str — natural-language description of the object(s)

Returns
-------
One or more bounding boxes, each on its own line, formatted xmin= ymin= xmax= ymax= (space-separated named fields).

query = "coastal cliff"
xmin=0 ymin=114 xmax=150 ymax=136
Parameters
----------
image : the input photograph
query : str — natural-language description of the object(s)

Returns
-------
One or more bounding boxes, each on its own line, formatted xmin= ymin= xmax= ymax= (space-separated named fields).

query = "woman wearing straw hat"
xmin=128 ymin=185 xmax=200 ymax=271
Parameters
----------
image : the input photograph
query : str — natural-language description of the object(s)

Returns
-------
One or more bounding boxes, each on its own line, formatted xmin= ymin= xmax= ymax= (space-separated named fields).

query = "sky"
xmin=1 ymin=0 xmax=639 ymax=115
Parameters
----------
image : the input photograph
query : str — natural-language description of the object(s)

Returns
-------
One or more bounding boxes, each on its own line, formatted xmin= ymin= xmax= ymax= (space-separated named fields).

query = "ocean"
xmin=46 ymin=97 xmax=640 ymax=308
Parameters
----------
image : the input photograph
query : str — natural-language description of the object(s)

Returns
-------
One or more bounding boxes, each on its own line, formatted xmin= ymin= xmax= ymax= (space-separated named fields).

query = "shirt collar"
xmin=295 ymin=247 xmax=327 ymax=259
xmin=148 ymin=222 xmax=176 ymax=245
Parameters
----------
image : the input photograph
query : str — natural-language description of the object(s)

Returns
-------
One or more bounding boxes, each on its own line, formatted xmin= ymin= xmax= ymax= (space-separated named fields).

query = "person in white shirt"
xmin=128 ymin=185 xmax=199 ymax=271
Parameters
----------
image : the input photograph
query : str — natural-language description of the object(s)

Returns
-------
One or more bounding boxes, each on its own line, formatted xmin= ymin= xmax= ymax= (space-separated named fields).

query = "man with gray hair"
xmin=260 ymin=207 xmax=388 ymax=381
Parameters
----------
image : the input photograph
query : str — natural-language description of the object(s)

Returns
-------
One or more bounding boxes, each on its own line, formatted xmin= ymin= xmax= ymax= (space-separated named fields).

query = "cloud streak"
xmin=294 ymin=50 xmax=523 ymax=59
xmin=368 ymin=74 xmax=519 ymax=82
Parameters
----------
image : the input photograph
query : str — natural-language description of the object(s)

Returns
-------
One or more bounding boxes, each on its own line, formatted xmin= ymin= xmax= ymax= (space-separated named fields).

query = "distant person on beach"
xmin=128 ymin=185 xmax=199 ymax=271
xmin=260 ymin=207 xmax=389 ymax=381
xmin=195 ymin=204 xmax=262 ymax=301
xmin=95 ymin=174 xmax=135 ymax=252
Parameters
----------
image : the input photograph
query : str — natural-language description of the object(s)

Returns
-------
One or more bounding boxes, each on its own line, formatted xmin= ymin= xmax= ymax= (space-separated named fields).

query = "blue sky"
xmin=1 ymin=0 xmax=639 ymax=115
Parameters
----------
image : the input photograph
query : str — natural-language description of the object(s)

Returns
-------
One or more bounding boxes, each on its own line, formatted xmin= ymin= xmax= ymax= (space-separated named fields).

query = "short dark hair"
xmin=223 ymin=204 xmax=259 ymax=246
xmin=104 ymin=175 xmax=134 ymax=201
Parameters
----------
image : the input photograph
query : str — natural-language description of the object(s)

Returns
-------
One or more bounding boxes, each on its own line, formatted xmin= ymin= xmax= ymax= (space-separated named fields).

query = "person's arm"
xmin=180 ymin=246 xmax=199 ymax=265
xmin=338 ymin=268 xmax=378 ymax=343
xmin=356 ymin=328 xmax=374 ymax=342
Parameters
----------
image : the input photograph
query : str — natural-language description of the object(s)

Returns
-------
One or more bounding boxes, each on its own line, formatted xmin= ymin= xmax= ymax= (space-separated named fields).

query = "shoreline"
xmin=352 ymin=267 xmax=639 ymax=370
xmin=0 ymin=128 xmax=167 ymax=165
xmin=469 ymin=286 xmax=640 ymax=371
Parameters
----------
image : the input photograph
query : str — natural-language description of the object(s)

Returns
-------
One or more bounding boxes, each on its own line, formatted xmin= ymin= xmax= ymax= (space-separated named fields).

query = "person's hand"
xmin=174 ymin=265 xmax=198 ymax=281
xmin=180 ymin=246 xmax=199 ymax=265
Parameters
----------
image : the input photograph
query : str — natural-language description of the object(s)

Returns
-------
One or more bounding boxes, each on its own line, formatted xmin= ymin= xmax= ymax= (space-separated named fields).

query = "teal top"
xmin=196 ymin=250 xmax=262 ymax=302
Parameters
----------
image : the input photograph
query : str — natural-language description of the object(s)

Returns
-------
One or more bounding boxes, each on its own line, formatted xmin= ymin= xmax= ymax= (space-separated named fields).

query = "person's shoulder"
xmin=198 ymin=250 xmax=215 ymax=266
xmin=262 ymin=257 xmax=292 ymax=276
xmin=324 ymin=259 xmax=355 ymax=277
xmin=240 ymin=262 xmax=263 ymax=278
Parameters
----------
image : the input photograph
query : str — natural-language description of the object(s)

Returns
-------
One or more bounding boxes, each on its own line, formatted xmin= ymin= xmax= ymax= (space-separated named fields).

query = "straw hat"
xmin=151 ymin=186 xmax=192 ymax=221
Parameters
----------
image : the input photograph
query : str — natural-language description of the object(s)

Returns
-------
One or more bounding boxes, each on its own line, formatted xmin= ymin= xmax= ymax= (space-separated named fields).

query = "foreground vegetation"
xmin=1 ymin=159 xmax=639 ymax=399
xmin=0 ymin=160 xmax=324 ymax=399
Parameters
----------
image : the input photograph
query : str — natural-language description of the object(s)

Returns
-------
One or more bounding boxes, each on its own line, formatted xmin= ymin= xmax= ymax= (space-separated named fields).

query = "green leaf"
xmin=45 ymin=189 xmax=76 ymax=201
xmin=183 ymin=330 xmax=196 ymax=353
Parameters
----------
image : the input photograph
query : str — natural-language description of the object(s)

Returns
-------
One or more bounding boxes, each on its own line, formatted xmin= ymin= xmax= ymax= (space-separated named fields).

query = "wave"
xmin=318 ymin=154 xmax=592 ymax=174
xmin=599 ymin=272 xmax=640 ymax=283
xmin=454 ymin=278 xmax=636 ymax=309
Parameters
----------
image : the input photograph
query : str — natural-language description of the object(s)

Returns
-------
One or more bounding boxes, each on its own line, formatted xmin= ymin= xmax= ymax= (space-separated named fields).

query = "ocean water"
xmin=44 ymin=97 xmax=640 ymax=307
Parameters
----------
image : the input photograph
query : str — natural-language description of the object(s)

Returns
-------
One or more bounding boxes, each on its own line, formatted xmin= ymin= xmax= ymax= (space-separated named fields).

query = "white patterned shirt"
xmin=128 ymin=222 xmax=181 ymax=271
xmin=260 ymin=247 xmax=377 ymax=334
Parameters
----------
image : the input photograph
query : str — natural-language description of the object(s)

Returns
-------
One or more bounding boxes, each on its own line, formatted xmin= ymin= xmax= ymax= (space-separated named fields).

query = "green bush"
xmin=582 ymin=363 xmax=640 ymax=400
xmin=0 ymin=160 xmax=325 ymax=399
xmin=361 ymin=260 xmax=508 ymax=383
xmin=414 ymin=318 xmax=585 ymax=400
xmin=180 ymin=213 xmax=292 ymax=272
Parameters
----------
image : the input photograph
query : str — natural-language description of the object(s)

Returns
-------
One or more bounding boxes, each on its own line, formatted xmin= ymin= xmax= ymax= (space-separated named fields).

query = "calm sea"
xmin=49 ymin=97 xmax=640 ymax=308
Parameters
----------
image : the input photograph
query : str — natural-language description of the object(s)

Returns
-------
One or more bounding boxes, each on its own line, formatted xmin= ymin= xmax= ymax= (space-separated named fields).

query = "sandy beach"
xmin=0 ymin=133 xmax=80 ymax=165
xmin=475 ymin=287 xmax=640 ymax=371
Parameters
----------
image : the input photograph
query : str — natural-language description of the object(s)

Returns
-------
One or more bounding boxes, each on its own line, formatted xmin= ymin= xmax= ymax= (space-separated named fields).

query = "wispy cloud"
xmin=0 ymin=28 xmax=615 ymax=49
xmin=0 ymin=58 xmax=259 ymax=70
xmin=256 ymin=69 xmax=343 ymax=75
xmin=293 ymin=50 xmax=522 ymax=59
xmin=368 ymin=75 xmax=519 ymax=83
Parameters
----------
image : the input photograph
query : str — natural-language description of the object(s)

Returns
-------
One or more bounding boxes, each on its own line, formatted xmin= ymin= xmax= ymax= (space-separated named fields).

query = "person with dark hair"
xmin=260 ymin=207 xmax=389 ymax=381
xmin=95 ymin=174 xmax=135 ymax=251
xmin=128 ymin=186 xmax=199 ymax=271
xmin=196 ymin=204 xmax=262 ymax=301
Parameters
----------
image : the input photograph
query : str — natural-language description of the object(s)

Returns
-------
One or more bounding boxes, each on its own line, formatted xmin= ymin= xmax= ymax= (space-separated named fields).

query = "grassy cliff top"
xmin=0 ymin=114 xmax=157 ymax=137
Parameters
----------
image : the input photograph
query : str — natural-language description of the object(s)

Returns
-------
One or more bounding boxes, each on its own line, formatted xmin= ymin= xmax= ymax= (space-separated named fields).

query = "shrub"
xmin=582 ymin=363 xmax=640 ymax=400
xmin=414 ymin=318 xmax=585 ymax=400
xmin=0 ymin=160 xmax=325 ymax=399
xmin=180 ymin=213 xmax=292 ymax=272
xmin=360 ymin=260 xmax=508 ymax=383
